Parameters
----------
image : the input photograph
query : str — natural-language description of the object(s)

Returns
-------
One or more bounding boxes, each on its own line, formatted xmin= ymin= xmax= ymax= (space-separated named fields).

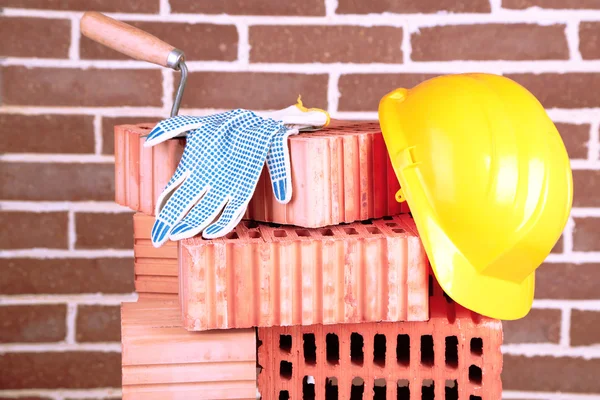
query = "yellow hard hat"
xmin=378 ymin=73 xmax=573 ymax=320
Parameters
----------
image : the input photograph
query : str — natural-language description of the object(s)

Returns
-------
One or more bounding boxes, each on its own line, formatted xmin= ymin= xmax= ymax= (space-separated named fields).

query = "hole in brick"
xmin=245 ymin=220 xmax=259 ymax=229
xmin=279 ymin=391 xmax=290 ymax=400
xmin=420 ymin=335 xmax=434 ymax=366
xmin=397 ymin=380 xmax=410 ymax=400
xmin=344 ymin=227 xmax=359 ymax=235
xmin=470 ymin=337 xmax=483 ymax=356
xmin=375 ymin=378 xmax=386 ymax=387
xmin=367 ymin=227 xmax=381 ymax=234
xmin=274 ymin=230 xmax=287 ymax=238
xmin=326 ymin=377 xmax=339 ymax=400
xmin=280 ymin=335 xmax=292 ymax=353
xmin=321 ymin=228 xmax=335 ymax=236
xmin=469 ymin=396 xmax=482 ymax=400
xmin=280 ymin=360 xmax=292 ymax=379
xmin=303 ymin=333 xmax=317 ymax=365
xmin=374 ymin=379 xmax=387 ymax=400
xmin=392 ymin=228 xmax=405 ymax=234
xmin=445 ymin=380 xmax=458 ymax=400
xmin=469 ymin=365 xmax=482 ymax=384
xmin=428 ymin=275 xmax=434 ymax=297
xmin=445 ymin=336 xmax=458 ymax=368
xmin=248 ymin=230 xmax=261 ymax=239
xmin=225 ymin=231 xmax=239 ymax=239
xmin=374 ymin=334 xmax=386 ymax=367
xmin=350 ymin=333 xmax=364 ymax=366
xmin=385 ymin=222 xmax=398 ymax=227
xmin=303 ymin=376 xmax=316 ymax=400
xmin=360 ymin=220 xmax=373 ymax=225
xmin=396 ymin=334 xmax=410 ymax=366
xmin=351 ymin=377 xmax=364 ymax=400
xmin=296 ymin=229 xmax=311 ymax=237
xmin=326 ymin=333 xmax=340 ymax=364
xmin=383 ymin=216 xmax=393 ymax=220
xmin=422 ymin=380 xmax=434 ymax=400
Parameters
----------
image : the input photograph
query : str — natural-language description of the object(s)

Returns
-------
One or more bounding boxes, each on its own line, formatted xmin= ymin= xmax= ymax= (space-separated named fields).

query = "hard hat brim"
xmin=417 ymin=212 xmax=535 ymax=320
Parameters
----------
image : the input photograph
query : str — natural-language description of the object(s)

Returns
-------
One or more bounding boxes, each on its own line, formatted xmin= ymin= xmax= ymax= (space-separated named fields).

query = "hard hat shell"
xmin=378 ymin=73 xmax=573 ymax=320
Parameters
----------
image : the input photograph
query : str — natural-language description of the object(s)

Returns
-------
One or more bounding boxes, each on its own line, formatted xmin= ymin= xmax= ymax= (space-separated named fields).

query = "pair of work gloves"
xmin=145 ymin=98 xmax=330 ymax=248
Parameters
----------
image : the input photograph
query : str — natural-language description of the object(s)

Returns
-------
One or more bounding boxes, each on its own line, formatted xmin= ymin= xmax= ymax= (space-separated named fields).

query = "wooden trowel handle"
xmin=80 ymin=11 xmax=182 ymax=68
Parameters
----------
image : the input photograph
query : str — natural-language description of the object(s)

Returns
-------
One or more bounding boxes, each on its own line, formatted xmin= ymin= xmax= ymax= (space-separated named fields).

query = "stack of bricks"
xmin=114 ymin=120 xmax=503 ymax=399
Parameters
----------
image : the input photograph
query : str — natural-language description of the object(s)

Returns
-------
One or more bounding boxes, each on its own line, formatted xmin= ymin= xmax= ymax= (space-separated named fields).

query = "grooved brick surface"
xmin=115 ymin=121 xmax=407 ymax=228
xmin=180 ymin=214 xmax=429 ymax=331
xmin=121 ymin=296 xmax=256 ymax=400
xmin=257 ymin=297 xmax=503 ymax=399
xmin=133 ymin=213 xmax=178 ymax=295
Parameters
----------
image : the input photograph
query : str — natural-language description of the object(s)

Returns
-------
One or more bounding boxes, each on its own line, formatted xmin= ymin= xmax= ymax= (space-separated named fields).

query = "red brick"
xmin=116 ymin=122 xmax=406 ymax=225
xmin=503 ymin=0 xmax=600 ymax=9
xmin=0 ymin=352 xmax=121 ymax=389
xmin=0 ymin=114 xmax=95 ymax=154
xmin=502 ymin=308 xmax=561 ymax=344
xmin=183 ymin=72 xmax=328 ymax=110
xmin=132 ymin=214 xmax=178 ymax=295
xmin=0 ymin=211 xmax=68 ymax=249
xmin=337 ymin=0 xmax=490 ymax=13
xmin=338 ymin=73 xmax=438 ymax=111
xmin=1 ymin=67 xmax=163 ymax=107
xmin=571 ymin=310 xmax=600 ymax=346
xmin=102 ymin=117 xmax=161 ymax=155
xmin=170 ymin=0 xmax=325 ymax=15
xmin=0 ymin=17 xmax=70 ymax=58
xmin=506 ymin=73 xmax=600 ymax=108
xmin=0 ymin=397 xmax=53 ymax=400
xmin=573 ymin=170 xmax=600 ymax=207
xmin=76 ymin=305 xmax=120 ymax=343
xmin=0 ymin=305 xmax=66 ymax=343
xmin=0 ymin=258 xmax=134 ymax=295
xmin=1 ymin=162 xmax=114 ymax=201
xmin=81 ymin=22 xmax=237 ymax=62
xmin=536 ymin=263 xmax=600 ymax=300
xmin=181 ymin=215 xmax=429 ymax=331
xmin=581 ymin=22 xmax=600 ymax=60
xmin=0 ymin=0 xmax=159 ymax=12
xmin=555 ymin=123 xmax=590 ymax=159
xmin=412 ymin=24 xmax=568 ymax=61
xmin=75 ymin=212 xmax=133 ymax=249
xmin=573 ymin=217 xmax=600 ymax=251
xmin=503 ymin=355 xmax=600 ymax=392
xmin=250 ymin=26 xmax=403 ymax=63
xmin=65 ymin=398 xmax=120 ymax=400
xmin=121 ymin=297 xmax=256 ymax=399
xmin=551 ymin=234 xmax=564 ymax=253
xmin=258 ymin=298 xmax=502 ymax=399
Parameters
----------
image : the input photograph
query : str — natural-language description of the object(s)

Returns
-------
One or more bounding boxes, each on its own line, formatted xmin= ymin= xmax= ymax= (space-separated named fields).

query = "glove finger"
xmin=266 ymin=126 xmax=296 ymax=204
xmin=154 ymin=168 xmax=188 ymax=216
xmin=169 ymin=190 xmax=228 ymax=241
xmin=202 ymin=198 xmax=248 ymax=239
xmin=144 ymin=116 xmax=207 ymax=148
xmin=144 ymin=110 xmax=248 ymax=148
xmin=152 ymin=177 xmax=208 ymax=247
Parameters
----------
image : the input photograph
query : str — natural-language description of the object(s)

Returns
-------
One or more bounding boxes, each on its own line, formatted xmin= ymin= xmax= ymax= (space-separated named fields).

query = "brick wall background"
xmin=0 ymin=0 xmax=599 ymax=399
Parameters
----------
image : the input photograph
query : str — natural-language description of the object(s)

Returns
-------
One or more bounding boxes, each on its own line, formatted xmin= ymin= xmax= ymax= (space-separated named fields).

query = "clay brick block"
xmin=121 ymin=295 xmax=256 ymax=400
xmin=180 ymin=214 xmax=429 ymax=331
xmin=115 ymin=121 xmax=407 ymax=228
xmin=133 ymin=213 xmax=178 ymax=295
xmin=257 ymin=297 xmax=503 ymax=399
